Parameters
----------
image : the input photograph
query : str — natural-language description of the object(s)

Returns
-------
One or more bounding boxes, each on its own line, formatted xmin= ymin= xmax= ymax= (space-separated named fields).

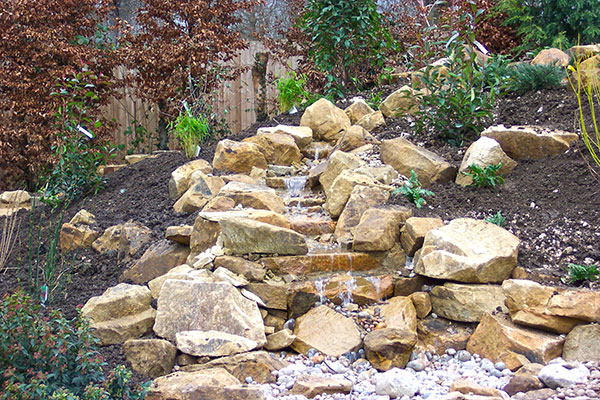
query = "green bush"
xmin=0 ymin=291 xmax=148 ymax=399
xmin=392 ymin=170 xmax=434 ymax=209
xmin=463 ymin=163 xmax=505 ymax=188
xmin=564 ymin=263 xmax=599 ymax=284
xmin=275 ymin=70 xmax=314 ymax=113
xmin=500 ymin=63 xmax=566 ymax=94
xmin=168 ymin=104 xmax=211 ymax=159
xmin=299 ymin=0 xmax=397 ymax=97
xmin=496 ymin=0 xmax=600 ymax=54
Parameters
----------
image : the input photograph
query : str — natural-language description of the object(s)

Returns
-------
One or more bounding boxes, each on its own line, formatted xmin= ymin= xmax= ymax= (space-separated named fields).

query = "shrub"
xmin=501 ymin=63 xmax=566 ymax=94
xmin=495 ymin=0 xmax=600 ymax=54
xmin=393 ymin=170 xmax=434 ymax=209
xmin=564 ymin=263 xmax=599 ymax=284
xmin=0 ymin=291 xmax=148 ymax=399
xmin=275 ymin=70 xmax=313 ymax=113
xmin=463 ymin=163 xmax=505 ymax=188
xmin=486 ymin=211 xmax=506 ymax=227
xmin=299 ymin=0 xmax=397 ymax=97
xmin=168 ymin=106 xmax=211 ymax=159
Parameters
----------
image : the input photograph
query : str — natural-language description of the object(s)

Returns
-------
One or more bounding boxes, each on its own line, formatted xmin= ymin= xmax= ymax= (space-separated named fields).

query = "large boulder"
xmin=122 ymin=339 xmax=177 ymax=378
xmin=563 ymin=324 xmax=600 ymax=362
xmin=335 ymin=125 xmax=378 ymax=152
xmin=456 ymin=137 xmax=518 ymax=186
xmin=153 ymin=280 xmax=266 ymax=346
xmin=300 ymin=98 xmax=351 ymax=142
xmin=214 ymin=256 xmax=266 ymax=282
xmin=173 ymin=171 xmax=224 ymax=213
xmin=380 ymin=137 xmax=455 ymax=187
xmin=324 ymin=171 xmax=382 ymax=218
xmin=220 ymin=217 xmax=307 ymax=255
xmin=364 ymin=328 xmax=418 ymax=370
xmin=319 ymin=150 xmax=364 ymax=197
xmin=169 ymin=159 xmax=213 ymax=200
xmin=481 ymin=125 xmax=578 ymax=160
xmin=415 ymin=218 xmax=520 ymax=283
xmin=467 ymin=313 xmax=564 ymax=371
xmin=212 ymin=139 xmax=268 ymax=174
xmin=243 ymin=132 xmax=302 ymax=165
xmin=59 ymin=223 xmax=100 ymax=251
xmin=188 ymin=351 xmax=286 ymax=384
xmin=379 ymin=296 xmax=418 ymax=332
xmin=121 ymin=240 xmax=190 ymax=284
xmin=175 ymin=330 xmax=259 ymax=357
xmin=334 ymin=185 xmax=393 ymax=241
xmin=400 ymin=217 xmax=444 ymax=256
xmin=430 ymin=283 xmax=507 ymax=322
xmin=91 ymin=220 xmax=152 ymax=256
xmin=345 ymin=99 xmax=375 ymax=123
xmin=356 ymin=111 xmax=385 ymax=132
xmin=531 ymin=48 xmax=570 ymax=67
xmin=353 ymin=207 xmax=408 ymax=252
xmin=380 ymin=85 xmax=420 ymax=118
xmin=292 ymin=305 xmax=361 ymax=357
xmin=256 ymin=125 xmax=313 ymax=149
xmin=218 ymin=181 xmax=286 ymax=214
xmin=81 ymin=283 xmax=155 ymax=345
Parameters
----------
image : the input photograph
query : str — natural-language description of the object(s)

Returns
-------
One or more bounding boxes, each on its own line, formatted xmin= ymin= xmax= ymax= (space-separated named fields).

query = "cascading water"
xmin=366 ymin=276 xmax=382 ymax=301
xmin=338 ymin=274 xmax=357 ymax=306
xmin=284 ymin=176 xmax=308 ymax=198
xmin=314 ymin=278 xmax=328 ymax=304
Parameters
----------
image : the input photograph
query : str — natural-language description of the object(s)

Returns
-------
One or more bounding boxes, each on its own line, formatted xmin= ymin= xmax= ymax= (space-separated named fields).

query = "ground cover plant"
xmin=463 ymin=163 xmax=505 ymax=188
xmin=392 ymin=170 xmax=434 ymax=209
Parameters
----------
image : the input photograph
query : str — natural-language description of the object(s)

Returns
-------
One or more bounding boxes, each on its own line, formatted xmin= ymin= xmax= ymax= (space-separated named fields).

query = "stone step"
xmin=261 ymin=252 xmax=383 ymax=276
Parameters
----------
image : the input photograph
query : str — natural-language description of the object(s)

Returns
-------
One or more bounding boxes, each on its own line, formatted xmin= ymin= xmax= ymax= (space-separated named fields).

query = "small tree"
xmin=124 ymin=0 xmax=261 ymax=149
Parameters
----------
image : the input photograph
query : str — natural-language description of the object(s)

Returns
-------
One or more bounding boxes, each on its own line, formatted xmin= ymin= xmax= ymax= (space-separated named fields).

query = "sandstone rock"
xmin=148 ymin=264 xmax=198 ymax=299
xmin=292 ymin=305 xmax=361 ymax=357
xmin=336 ymin=125 xmax=378 ymax=152
xmin=212 ymin=139 xmax=268 ymax=174
xmin=220 ymin=217 xmax=307 ymax=255
xmin=153 ymin=280 xmax=266 ymax=346
xmin=202 ymin=195 xmax=236 ymax=212
xmin=256 ymin=125 xmax=313 ymax=149
xmin=243 ymin=132 xmax=302 ymax=166
xmin=456 ymin=137 xmax=518 ymax=186
xmin=218 ymin=181 xmax=286 ymax=214
xmin=364 ymin=328 xmax=418 ymax=370
xmin=356 ymin=111 xmax=386 ymax=132
xmin=430 ymin=283 xmax=507 ymax=323
xmin=212 ymin=267 xmax=248 ymax=287
xmin=262 ymin=252 xmax=382 ymax=276
xmin=189 ymin=351 xmax=286 ymax=384
xmin=394 ymin=275 xmax=430 ymax=297
xmin=176 ymin=330 xmax=258 ymax=357
xmin=409 ymin=292 xmax=432 ymax=319
xmin=531 ymin=48 xmax=570 ymax=67
xmin=92 ymin=220 xmax=152 ymax=256
xmin=59 ymin=223 xmax=100 ymax=251
xmin=122 ymin=339 xmax=177 ymax=378
xmin=69 ymin=209 xmax=96 ymax=225
xmin=319 ymin=150 xmax=364 ymax=197
xmin=214 ymin=256 xmax=265 ymax=282
xmin=568 ymin=44 xmax=600 ymax=59
xmin=467 ymin=313 xmax=564 ymax=370
xmin=173 ymin=171 xmax=224 ymax=213
xmin=81 ymin=283 xmax=155 ymax=345
xmin=380 ymin=85 xmax=419 ymax=117
xmin=563 ymin=324 xmax=600 ymax=362
xmin=415 ymin=218 xmax=520 ymax=283
xmin=169 ymin=159 xmax=213 ymax=200
xmin=146 ymin=368 xmax=265 ymax=400
xmin=334 ymin=185 xmax=392 ymax=241
xmin=265 ymin=329 xmax=295 ymax=351
xmin=324 ymin=171 xmax=382 ymax=218
xmin=502 ymin=279 xmax=583 ymax=333
xmin=121 ymin=240 xmax=190 ymax=284
xmin=0 ymin=190 xmax=31 ymax=205
xmin=375 ymin=368 xmax=421 ymax=398
xmin=449 ymin=379 xmax=508 ymax=398
xmin=303 ymin=142 xmax=333 ymax=163
xmin=165 ymin=225 xmax=193 ymax=245
xmin=481 ymin=125 xmax=578 ymax=160
xmin=291 ymin=375 xmax=352 ymax=398
xmin=546 ymin=289 xmax=600 ymax=322
xmin=245 ymin=281 xmax=288 ymax=310
xmin=400 ymin=217 xmax=444 ymax=256
xmin=190 ymin=217 xmax=221 ymax=255
xmin=381 ymin=137 xmax=455 ymax=187
xmin=300 ymin=98 xmax=351 ymax=142
xmin=538 ymin=360 xmax=590 ymax=389
xmin=503 ymin=364 xmax=544 ymax=395
xmin=380 ymin=296 xmax=418 ymax=332
xmin=289 ymin=215 xmax=335 ymax=236
xmin=125 ymin=154 xmax=157 ymax=165
xmin=353 ymin=207 xmax=406 ymax=252
xmin=418 ymin=317 xmax=474 ymax=354
xmin=345 ymin=99 xmax=375 ymax=123
xmin=353 ymin=165 xmax=398 ymax=185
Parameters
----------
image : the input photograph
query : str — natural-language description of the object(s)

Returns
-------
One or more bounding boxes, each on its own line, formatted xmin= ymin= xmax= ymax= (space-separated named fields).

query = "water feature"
xmin=283 ymin=176 xmax=308 ymax=198
xmin=314 ymin=278 xmax=328 ymax=303
xmin=366 ymin=276 xmax=382 ymax=301
xmin=338 ymin=274 xmax=357 ymax=306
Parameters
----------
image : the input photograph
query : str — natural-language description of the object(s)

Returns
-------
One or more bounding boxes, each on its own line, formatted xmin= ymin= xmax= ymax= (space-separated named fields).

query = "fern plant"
xmin=393 ymin=170 xmax=434 ymax=209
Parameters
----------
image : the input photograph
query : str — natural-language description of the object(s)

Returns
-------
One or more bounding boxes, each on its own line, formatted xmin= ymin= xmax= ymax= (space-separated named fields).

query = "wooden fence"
xmin=104 ymin=41 xmax=299 ymax=157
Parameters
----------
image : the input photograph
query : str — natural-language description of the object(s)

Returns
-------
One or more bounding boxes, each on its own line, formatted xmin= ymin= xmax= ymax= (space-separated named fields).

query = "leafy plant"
xmin=463 ymin=163 xmax=505 ymax=188
xmin=563 ymin=263 xmax=599 ymax=284
xmin=495 ymin=0 xmax=600 ymax=54
xmin=501 ymin=63 xmax=566 ymax=94
xmin=393 ymin=170 xmax=434 ymax=209
xmin=414 ymin=20 xmax=503 ymax=146
xmin=486 ymin=211 xmax=506 ymax=227
xmin=44 ymin=69 xmax=120 ymax=203
xmin=168 ymin=104 xmax=211 ymax=159
xmin=299 ymin=0 xmax=397 ymax=96
xmin=0 ymin=291 xmax=149 ymax=399
xmin=367 ymin=90 xmax=383 ymax=110
xmin=275 ymin=70 xmax=313 ymax=113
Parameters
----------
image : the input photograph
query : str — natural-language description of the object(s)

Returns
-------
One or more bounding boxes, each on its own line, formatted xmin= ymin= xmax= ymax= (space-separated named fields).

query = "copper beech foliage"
xmin=0 ymin=0 xmax=121 ymax=190
xmin=123 ymin=0 xmax=262 ymax=148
